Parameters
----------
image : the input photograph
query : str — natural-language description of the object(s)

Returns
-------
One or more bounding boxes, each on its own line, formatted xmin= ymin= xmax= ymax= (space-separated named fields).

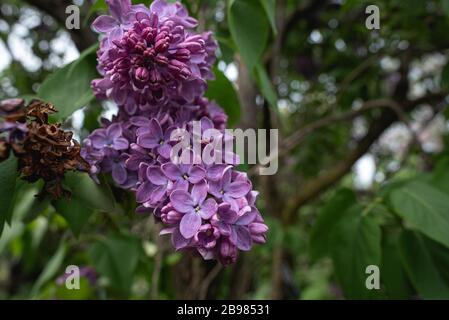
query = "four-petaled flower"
xmin=90 ymin=123 xmax=129 ymax=150
xmin=170 ymin=180 xmax=217 ymax=238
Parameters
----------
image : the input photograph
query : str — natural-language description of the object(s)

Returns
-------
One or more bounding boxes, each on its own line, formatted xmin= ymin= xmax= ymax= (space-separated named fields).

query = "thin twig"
xmin=198 ymin=263 xmax=223 ymax=300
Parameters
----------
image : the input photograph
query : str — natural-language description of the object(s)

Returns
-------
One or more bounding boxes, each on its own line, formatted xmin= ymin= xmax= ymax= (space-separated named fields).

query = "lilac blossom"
xmin=136 ymin=119 xmax=173 ymax=158
xmin=209 ymin=166 xmax=251 ymax=210
xmin=89 ymin=123 xmax=129 ymax=150
xmin=91 ymin=0 xmax=217 ymax=109
xmin=81 ymin=0 xmax=267 ymax=265
xmin=170 ymin=180 xmax=217 ymax=238
xmin=161 ymin=162 xmax=206 ymax=184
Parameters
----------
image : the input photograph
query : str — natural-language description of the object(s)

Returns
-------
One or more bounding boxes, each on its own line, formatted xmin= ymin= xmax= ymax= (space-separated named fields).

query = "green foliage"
xmin=391 ymin=181 xmax=449 ymax=248
xmin=399 ymin=231 xmax=449 ymax=299
xmin=381 ymin=231 xmax=414 ymax=299
xmin=254 ymin=63 xmax=278 ymax=108
xmin=0 ymin=154 xmax=18 ymax=236
xmin=206 ymin=66 xmax=241 ymax=126
xmin=53 ymin=198 xmax=93 ymax=237
xmin=89 ymin=234 xmax=141 ymax=295
xmin=309 ymin=188 xmax=357 ymax=261
xmin=63 ymin=172 xmax=116 ymax=212
xmin=84 ymin=0 xmax=108 ymax=26
xmin=329 ymin=205 xmax=382 ymax=299
xmin=37 ymin=45 xmax=98 ymax=122
xmin=228 ymin=0 xmax=269 ymax=71
xmin=31 ymin=240 xmax=67 ymax=297
xmin=260 ymin=0 xmax=277 ymax=35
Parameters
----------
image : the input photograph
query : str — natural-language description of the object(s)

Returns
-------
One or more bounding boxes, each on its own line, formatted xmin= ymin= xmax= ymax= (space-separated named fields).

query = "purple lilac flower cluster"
xmin=82 ymin=0 xmax=268 ymax=265
xmin=91 ymin=0 xmax=216 ymax=111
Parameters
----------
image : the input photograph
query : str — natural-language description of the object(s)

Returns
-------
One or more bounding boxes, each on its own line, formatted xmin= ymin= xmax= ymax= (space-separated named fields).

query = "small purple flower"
xmin=209 ymin=167 xmax=251 ymax=210
xmin=161 ymin=162 xmax=206 ymax=184
xmin=249 ymin=221 xmax=269 ymax=244
xmin=136 ymin=119 xmax=173 ymax=158
xmin=160 ymin=226 xmax=190 ymax=250
xmin=218 ymin=238 xmax=237 ymax=265
xmin=126 ymin=143 xmax=157 ymax=171
xmin=194 ymin=223 xmax=220 ymax=249
xmin=89 ymin=123 xmax=129 ymax=151
xmin=101 ymin=149 xmax=129 ymax=185
xmin=170 ymin=180 xmax=217 ymax=238
xmin=213 ymin=203 xmax=255 ymax=251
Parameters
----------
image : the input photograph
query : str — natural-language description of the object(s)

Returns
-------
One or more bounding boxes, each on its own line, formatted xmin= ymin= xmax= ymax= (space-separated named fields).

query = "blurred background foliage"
xmin=1 ymin=0 xmax=449 ymax=299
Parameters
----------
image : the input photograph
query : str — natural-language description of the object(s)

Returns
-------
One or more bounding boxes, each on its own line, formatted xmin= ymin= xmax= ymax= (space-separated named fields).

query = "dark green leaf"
xmin=206 ymin=66 xmax=241 ymax=126
xmin=228 ymin=0 xmax=269 ymax=70
xmin=260 ymin=0 xmax=277 ymax=34
xmin=430 ymin=157 xmax=449 ymax=195
xmin=399 ymin=230 xmax=449 ymax=299
xmin=63 ymin=172 xmax=116 ymax=212
xmin=31 ymin=240 xmax=66 ymax=297
xmin=53 ymin=198 xmax=93 ymax=237
xmin=89 ymin=234 xmax=141 ymax=294
xmin=37 ymin=46 xmax=98 ymax=122
xmin=254 ymin=63 xmax=278 ymax=108
xmin=391 ymin=180 xmax=449 ymax=248
xmin=381 ymin=231 xmax=414 ymax=299
xmin=330 ymin=205 xmax=382 ymax=299
xmin=216 ymin=37 xmax=236 ymax=64
xmin=0 ymin=154 xmax=18 ymax=235
xmin=84 ymin=0 xmax=108 ymax=26
xmin=309 ymin=188 xmax=357 ymax=261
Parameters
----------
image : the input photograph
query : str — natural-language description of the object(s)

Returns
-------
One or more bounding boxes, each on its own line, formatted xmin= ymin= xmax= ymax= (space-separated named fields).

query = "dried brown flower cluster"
xmin=0 ymin=98 xmax=89 ymax=198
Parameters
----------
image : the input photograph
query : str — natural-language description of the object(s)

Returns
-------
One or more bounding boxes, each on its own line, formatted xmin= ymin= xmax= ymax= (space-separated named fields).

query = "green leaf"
xmin=228 ymin=0 xmax=269 ymax=71
xmin=330 ymin=205 xmax=382 ymax=299
xmin=0 ymin=154 xmax=18 ymax=235
xmin=430 ymin=157 xmax=449 ymax=195
xmin=260 ymin=0 xmax=277 ymax=34
xmin=89 ymin=234 xmax=141 ymax=294
xmin=63 ymin=172 xmax=116 ymax=212
xmin=37 ymin=46 xmax=98 ymax=122
xmin=22 ymin=195 xmax=51 ymax=224
xmin=254 ymin=63 xmax=278 ymax=108
xmin=399 ymin=230 xmax=449 ymax=299
xmin=391 ymin=180 xmax=449 ymax=249
xmin=381 ymin=231 xmax=414 ymax=299
xmin=31 ymin=240 xmax=66 ymax=297
xmin=309 ymin=188 xmax=357 ymax=261
xmin=206 ymin=66 xmax=241 ymax=126
xmin=53 ymin=198 xmax=93 ymax=237
xmin=216 ymin=37 xmax=236 ymax=64
xmin=84 ymin=0 xmax=108 ymax=26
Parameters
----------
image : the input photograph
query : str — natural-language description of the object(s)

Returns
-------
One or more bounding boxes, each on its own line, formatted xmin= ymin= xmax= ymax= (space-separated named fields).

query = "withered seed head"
xmin=0 ymin=99 xmax=89 ymax=199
